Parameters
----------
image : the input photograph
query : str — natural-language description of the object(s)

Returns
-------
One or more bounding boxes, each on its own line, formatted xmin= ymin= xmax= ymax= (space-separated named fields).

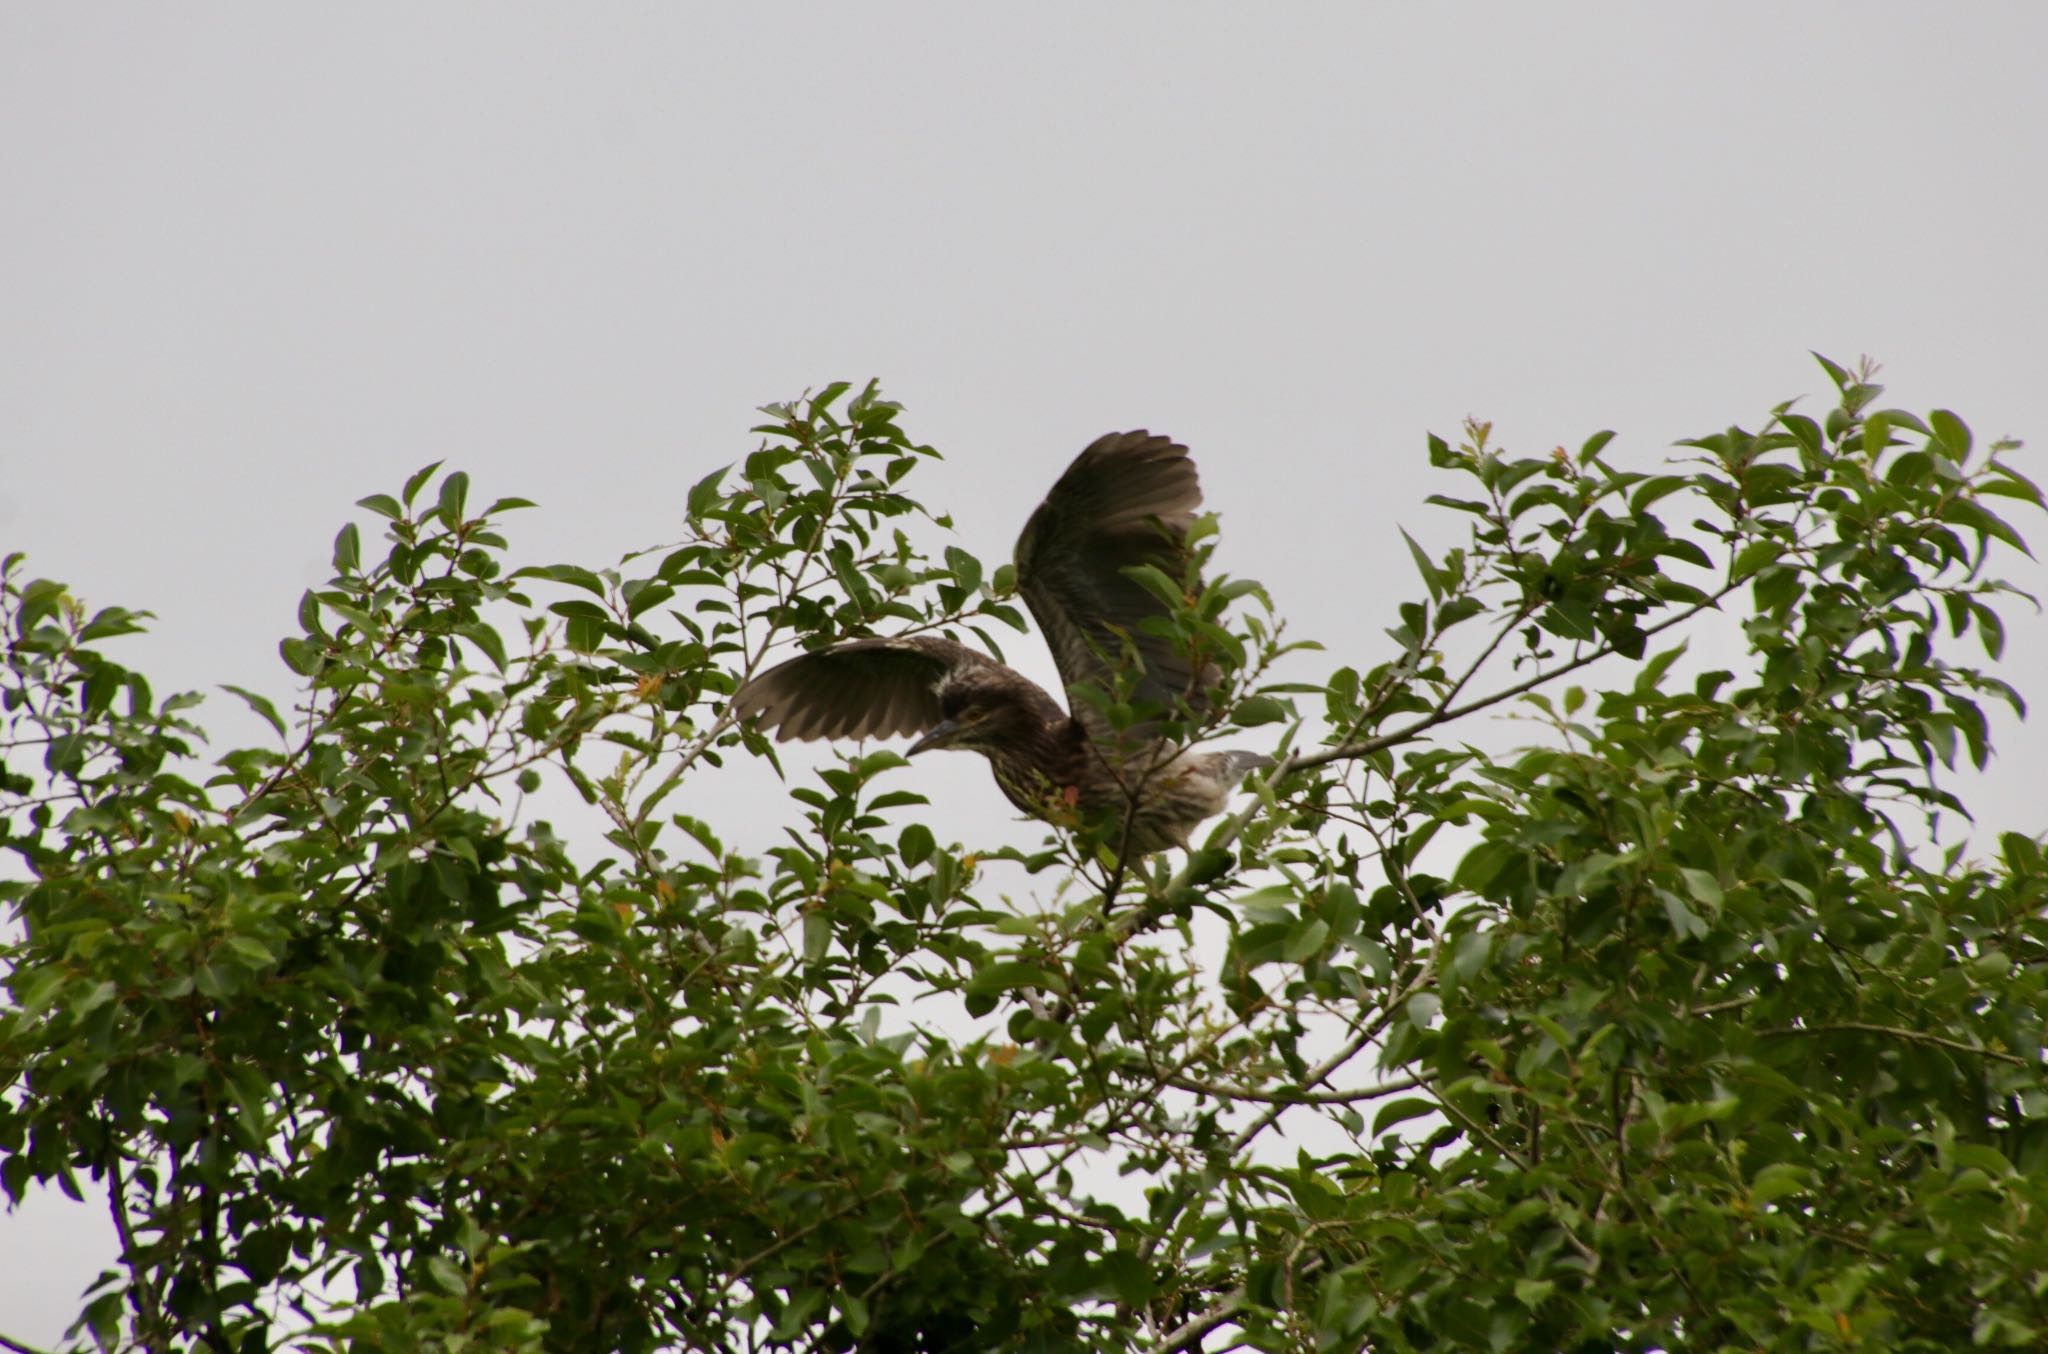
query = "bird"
xmin=731 ymin=431 xmax=1271 ymax=856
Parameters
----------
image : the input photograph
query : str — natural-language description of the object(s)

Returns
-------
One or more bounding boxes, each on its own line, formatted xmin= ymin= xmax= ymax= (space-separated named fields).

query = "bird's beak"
xmin=906 ymin=719 xmax=962 ymax=757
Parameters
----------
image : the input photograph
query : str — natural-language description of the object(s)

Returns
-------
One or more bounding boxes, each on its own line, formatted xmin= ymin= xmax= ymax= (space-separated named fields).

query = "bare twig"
xmin=106 ymin=1153 xmax=168 ymax=1354
xmin=1760 ymin=1021 xmax=2032 ymax=1067
xmin=1156 ymin=1290 xmax=1243 ymax=1352
xmin=1295 ymin=579 xmax=1739 ymax=775
xmin=1160 ymin=1069 xmax=1429 ymax=1107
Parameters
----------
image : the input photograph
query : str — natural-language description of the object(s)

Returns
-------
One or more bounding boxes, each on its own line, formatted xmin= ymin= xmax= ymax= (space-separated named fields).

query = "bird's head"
xmin=906 ymin=670 xmax=1044 ymax=758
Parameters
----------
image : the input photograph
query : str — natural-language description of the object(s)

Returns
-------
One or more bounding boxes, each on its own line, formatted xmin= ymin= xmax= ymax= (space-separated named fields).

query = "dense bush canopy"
xmin=4 ymin=360 xmax=2045 ymax=1351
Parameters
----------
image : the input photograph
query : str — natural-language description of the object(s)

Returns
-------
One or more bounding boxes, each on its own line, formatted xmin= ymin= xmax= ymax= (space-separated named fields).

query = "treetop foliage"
xmin=3 ymin=358 xmax=2045 ymax=1351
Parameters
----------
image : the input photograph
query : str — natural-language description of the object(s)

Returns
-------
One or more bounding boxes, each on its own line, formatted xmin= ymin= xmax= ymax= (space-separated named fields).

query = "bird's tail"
xmin=1213 ymin=750 xmax=1275 ymax=786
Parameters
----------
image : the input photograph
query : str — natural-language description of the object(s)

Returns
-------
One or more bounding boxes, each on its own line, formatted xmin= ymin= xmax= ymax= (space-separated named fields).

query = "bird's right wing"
xmin=730 ymin=636 xmax=994 ymax=742
xmin=1013 ymin=431 xmax=1214 ymax=736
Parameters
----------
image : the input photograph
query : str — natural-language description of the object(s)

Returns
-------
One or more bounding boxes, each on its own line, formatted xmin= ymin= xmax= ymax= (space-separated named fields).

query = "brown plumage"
xmin=731 ymin=431 xmax=1270 ymax=855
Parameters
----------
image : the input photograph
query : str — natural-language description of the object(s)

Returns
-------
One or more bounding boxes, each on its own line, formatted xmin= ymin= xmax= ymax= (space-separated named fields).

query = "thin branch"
xmin=106 ymin=1153 xmax=167 ymax=1354
xmin=1223 ymin=975 xmax=1429 ymax=1159
xmin=1408 ymin=600 xmax=1535 ymax=735
xmin=1760 ymin=1021 xmax=2033 ymax=1066
xmin=1156 ymin=1291 xmax=1242 ymax=1352
xmin=1161 ymin=1069 xmax=1430 ymax=1107
xmin=1295 ymin=578 xmax=1739 ymax=774
xmin=1683 ymin=994 xmax=1757 ymax=1017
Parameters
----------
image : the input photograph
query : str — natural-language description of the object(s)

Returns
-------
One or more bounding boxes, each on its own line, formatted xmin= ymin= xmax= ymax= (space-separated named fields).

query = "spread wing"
xmin=1013 ymin=431 xmax=1214 ymax=733
xmin=730 ymin=635 xmax=995 ymax=742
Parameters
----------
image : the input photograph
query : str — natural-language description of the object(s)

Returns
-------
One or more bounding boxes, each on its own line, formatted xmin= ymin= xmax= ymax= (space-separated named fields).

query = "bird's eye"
xmin=963 ymin=704 xmax=986 ymax=721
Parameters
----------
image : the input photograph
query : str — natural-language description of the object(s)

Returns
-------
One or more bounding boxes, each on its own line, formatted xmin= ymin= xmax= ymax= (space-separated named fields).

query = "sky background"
xmin=5 ymin=4 xmax=2047 ymax=1344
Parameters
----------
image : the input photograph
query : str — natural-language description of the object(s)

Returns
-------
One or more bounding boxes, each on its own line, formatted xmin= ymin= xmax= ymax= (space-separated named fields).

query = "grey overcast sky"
xmin=4 ymin=4 xmax=2046 ymax=1343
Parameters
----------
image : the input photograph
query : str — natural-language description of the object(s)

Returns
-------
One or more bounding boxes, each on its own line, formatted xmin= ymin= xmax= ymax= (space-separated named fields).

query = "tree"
xmin=3 ymin=360 xmax=2044 ymax=1353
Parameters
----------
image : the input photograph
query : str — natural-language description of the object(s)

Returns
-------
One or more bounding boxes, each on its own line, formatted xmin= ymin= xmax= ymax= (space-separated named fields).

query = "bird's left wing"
xmin=730 ymin=636 xmax=994 ymax=742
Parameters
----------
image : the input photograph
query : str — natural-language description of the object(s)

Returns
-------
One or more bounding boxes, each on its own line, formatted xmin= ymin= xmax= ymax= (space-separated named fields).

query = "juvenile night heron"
xmin=731 ymin=431 xmax=1271 ymax=856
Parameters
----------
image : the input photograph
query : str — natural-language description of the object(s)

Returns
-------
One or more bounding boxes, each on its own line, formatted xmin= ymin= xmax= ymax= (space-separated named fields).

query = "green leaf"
xmin=1929 ymin=408 xmax=1973 ymax=459
xmin=944 ymin=545 xmax=983 ymax=595
xmin=687 ymin=465 xmax=730 ymax=521
xmin=437 ymin=470 xmax=471 ymax=526
xmin=1401 ymin=528 xmax=1444 ymax=602
xmin=839 ymin=1291 xmax=870 ymax=1336
xmin=225 ymin=935 xmax=275 ymax=968
xmin=899 ymin=823 xmax=936 ymax=867
xmin=221 ymin=684 xmax=288 ymax=739
xmin=278 ymin=636 xmax=322 ymax=676
xmin=332 ymin=522 xmax=361 ymax=574
xmin=1983 ymin=460 xmax=2046 ymax=508
xmin=1677 ymin=867 xmax=1723 ymax=911
xmin=1234 ymin=695 xmax=1289 ymax=727
xmin=456 ymin=622 xmax=509 ymax=672
xmin=1732 ymin=540 xmax=1783 ymax=579
xmin=802 ymin=910 xmax=832 ymax=962
xmin=811 ymin=380 xmax=853 ymax=414
xmin=425 ymin=1254 xmax=467 ymax=1296
xmin=1100 ymin=1251 xmax=1153 ymax=1306
xmin=1629 ymin=475 xmax=1687 ymax=513
xmin=78 ymin=606 xmax=150 ymax=643
xmin=1373 ymin=1097 xmax=1440 ymax=1137
xmin=402 ymin=460 xmax=445 ymax=507
xmin=1658 ymin=889 xmax=1706 ymax=939
xmin=523 ymin=563 xmax=607 ymax=595
xmin=1810 ymin=351 xmax=1852 ymax=391
xmin=1750 ymin=1162 xmax=1806 ymax=1203
xmin=1282 ymin=918 xmax=1330 ymax=962
xmin=1633 ymin=643 xmax=1686 ymax=694
xmin=1121 ymin=562 xmax=1187 ymax=611
xmin=624 ymin=582 xmax=676 ymax=619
